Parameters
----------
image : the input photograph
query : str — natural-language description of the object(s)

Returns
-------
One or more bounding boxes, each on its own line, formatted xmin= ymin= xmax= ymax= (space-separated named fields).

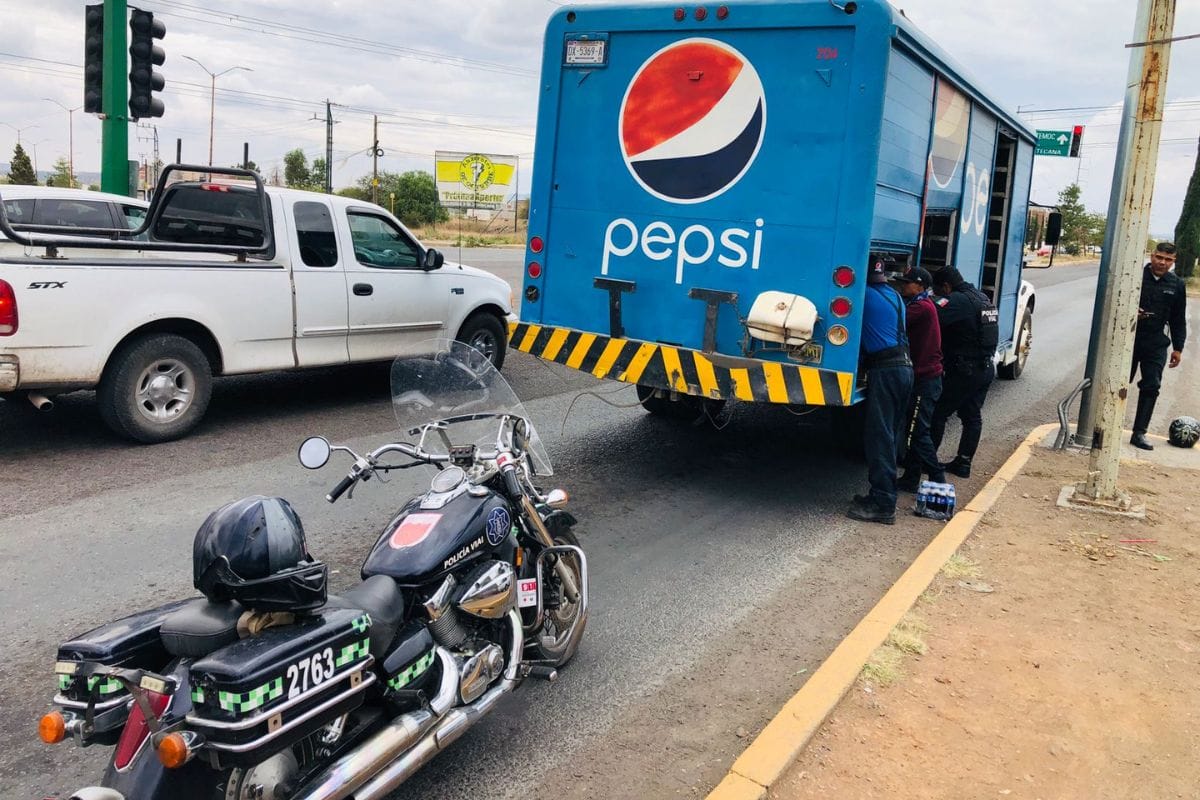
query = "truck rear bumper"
xmin=0 ymin=354 xmax=18 ymax=392
xmin=508 ymin=322 xmax=855 ymax=406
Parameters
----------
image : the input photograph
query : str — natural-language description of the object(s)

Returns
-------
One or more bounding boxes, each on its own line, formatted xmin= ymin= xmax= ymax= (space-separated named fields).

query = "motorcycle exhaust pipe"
xmin=352 ymin=611 xmax=524 ymax=800
xmin=352 ymin=679 xmax=516 ymax=800
xmin=294 ymin=609 xmax=523 ymax=800
xmin=27 ymin=392 xmax=53 ymax=411
xmin=291 ymin=648 xmax=459 ymax=800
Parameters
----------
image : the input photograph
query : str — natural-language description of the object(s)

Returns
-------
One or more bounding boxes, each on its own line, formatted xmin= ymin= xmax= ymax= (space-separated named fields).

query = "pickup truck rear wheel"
xmin=997 ymin=309 xmax=1032 ymax=380
xmin=98 ymin=334 xmax=213 ymax=443
xmin=456 ymin=312 xmax=507 ymax=371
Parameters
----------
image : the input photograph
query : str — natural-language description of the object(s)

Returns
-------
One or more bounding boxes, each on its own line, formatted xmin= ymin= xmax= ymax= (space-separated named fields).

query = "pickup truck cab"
xmin=0 ymin=176 xmax=513 ymax=443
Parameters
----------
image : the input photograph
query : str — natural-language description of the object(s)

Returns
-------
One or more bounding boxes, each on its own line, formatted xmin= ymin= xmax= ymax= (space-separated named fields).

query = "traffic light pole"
xmin=101 ymin=0 xmax=129 ymax=196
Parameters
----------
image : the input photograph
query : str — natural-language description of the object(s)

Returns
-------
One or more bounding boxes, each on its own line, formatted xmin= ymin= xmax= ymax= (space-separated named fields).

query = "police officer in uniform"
xmin=928 ymin=266 xmax=999 ymax=479
xmin=1130 ymin=242 xmax=1187 ymax=450
xmin=848 ymin=255 xmax=914 ymax=525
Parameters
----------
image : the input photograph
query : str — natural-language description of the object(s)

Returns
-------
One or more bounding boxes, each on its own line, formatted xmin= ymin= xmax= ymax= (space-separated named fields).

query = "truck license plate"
xmin=565 ymin=39 xmax=607 ymax=65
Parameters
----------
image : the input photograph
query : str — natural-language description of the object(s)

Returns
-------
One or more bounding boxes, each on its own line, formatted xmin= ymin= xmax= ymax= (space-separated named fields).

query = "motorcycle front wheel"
xmin=533 ymin=529 xmax=586 ymax=668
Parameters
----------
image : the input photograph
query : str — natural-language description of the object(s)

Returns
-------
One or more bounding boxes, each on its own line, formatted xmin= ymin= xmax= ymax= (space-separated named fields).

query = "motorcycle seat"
xmin=326 ymin=575 xmax=406 ymax=659
xmin=160 ymin=599 xmax=244 ymax=658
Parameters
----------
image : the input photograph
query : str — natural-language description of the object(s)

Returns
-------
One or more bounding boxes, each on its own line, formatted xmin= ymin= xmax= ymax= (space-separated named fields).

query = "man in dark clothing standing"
xmin=848 ymin=256 xmax=914 ymax=525
xmin=1130 ymin=242 xmax=1187 ymax=450
xmin=892 ymin=266 xmax=945 ymax=491
xmin=928 ymin=266 xmax=999 ymax=479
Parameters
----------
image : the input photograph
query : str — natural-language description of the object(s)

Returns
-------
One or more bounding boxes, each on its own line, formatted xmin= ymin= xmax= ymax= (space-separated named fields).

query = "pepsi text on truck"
xmin=512 ymin=0 xmax=1040 ymax=416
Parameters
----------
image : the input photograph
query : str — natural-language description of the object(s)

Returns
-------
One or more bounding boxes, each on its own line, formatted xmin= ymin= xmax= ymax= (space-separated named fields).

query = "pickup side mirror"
xmin=423 ymin=248 xmax=445 ymax=271
xmin=1044 ymin=212 xmax=1063 ymax=246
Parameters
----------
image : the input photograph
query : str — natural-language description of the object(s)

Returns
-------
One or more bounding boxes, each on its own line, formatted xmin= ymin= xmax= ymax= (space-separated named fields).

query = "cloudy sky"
xmin=1 ymin=0 xmax=1197 ymax=234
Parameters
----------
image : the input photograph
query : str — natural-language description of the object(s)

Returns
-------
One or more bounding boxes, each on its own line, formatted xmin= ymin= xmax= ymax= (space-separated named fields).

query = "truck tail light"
xmin=832 ymin=266 xmax=855 ymax=288
xmin=529 ymin=235 xmax=544 ymax=254
xmin=694 ymin=6 xmax=708 ymax=20
xmin=674 ymin=7 xmax=686 ymax=21
xmin=528 ymin=262 xmax=542 ymax=279
xmin=830 ymin=297 xmax=852 ymax=318
xmin=0 ymin=279 xmax=17 ymax=336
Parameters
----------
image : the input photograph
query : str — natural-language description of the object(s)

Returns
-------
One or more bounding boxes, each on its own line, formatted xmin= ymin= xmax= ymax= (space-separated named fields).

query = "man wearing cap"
xmin=1129 ymin=242 xmax=1186 ymax=450
xmin=848 ymin=255 xmax=914 ymax=525
xmin=893 ymin=266 xmax=945 ymax=490
xmin=928 ymin=266 xmax=999 ymax=478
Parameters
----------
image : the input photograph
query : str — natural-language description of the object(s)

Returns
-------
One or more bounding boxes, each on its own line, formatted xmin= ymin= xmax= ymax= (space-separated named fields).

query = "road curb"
xmin=706 ymin=422 xmax=1058 ymax=800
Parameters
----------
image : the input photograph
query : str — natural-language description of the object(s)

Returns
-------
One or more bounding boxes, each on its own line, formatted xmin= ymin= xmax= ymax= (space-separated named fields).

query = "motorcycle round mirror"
xmin=298 ymin=436 xmax=331 ymax=469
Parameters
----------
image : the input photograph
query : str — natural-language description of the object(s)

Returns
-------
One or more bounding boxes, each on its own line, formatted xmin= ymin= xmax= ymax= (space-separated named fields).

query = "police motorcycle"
xmin=40 ymin=339 xmax=587 ymax=800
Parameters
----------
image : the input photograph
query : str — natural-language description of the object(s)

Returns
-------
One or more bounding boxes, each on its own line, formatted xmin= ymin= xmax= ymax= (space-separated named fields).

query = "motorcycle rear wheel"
xmin=532 ymin=529 xmax=586 ymax=668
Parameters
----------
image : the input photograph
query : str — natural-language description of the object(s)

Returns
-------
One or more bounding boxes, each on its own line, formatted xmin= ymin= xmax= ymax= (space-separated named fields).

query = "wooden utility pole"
xmin=372 ymin=115 xmax=379 ymax=205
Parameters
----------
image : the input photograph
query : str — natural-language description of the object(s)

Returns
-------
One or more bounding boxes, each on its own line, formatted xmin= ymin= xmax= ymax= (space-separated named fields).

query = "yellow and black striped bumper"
xmin=508 ymin=322 xmax=855 ymax=406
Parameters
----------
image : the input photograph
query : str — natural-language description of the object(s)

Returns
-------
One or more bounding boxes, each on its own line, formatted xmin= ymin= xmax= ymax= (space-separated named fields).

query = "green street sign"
xmin=1036 ymin=129 xmax=1072 ymax=157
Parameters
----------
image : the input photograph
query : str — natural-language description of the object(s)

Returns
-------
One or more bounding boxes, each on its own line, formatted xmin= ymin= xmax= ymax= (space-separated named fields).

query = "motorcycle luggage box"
xmin=56 ymin=599 xmax=192 ymax=704
xmin=187 ymin=607 xmax=374 ymax=767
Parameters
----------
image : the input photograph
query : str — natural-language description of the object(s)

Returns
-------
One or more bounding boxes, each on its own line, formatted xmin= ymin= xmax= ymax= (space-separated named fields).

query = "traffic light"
xmin=1069 ymin=125 xmax=1084 ymax=158
xmin=83 ymin=4 xmax=104 ymax=114
xmin=128 ymin=8 xmax=166 ymax=119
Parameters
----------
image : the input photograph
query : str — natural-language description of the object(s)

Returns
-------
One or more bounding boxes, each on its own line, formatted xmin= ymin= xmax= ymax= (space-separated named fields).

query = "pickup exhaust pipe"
xmin=27 ymin=392 xmax=53 ymax=411
xmin=291 ymin=610 xmax=524 ymax=800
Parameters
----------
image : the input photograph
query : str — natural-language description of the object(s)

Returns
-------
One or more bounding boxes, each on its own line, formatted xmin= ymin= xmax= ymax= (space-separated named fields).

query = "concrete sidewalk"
xmin=708 ymin=428 xmax=1199 ymax=800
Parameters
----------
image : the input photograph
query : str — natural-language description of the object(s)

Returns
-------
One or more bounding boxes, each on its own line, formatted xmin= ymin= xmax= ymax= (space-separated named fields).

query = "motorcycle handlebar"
xmin=326 ymin=474 xmax=356 ymax=504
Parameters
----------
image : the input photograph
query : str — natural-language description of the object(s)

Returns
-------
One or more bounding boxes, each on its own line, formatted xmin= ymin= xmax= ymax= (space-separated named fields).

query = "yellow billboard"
xmin=434 ymin=151 xmax=518 ymax=210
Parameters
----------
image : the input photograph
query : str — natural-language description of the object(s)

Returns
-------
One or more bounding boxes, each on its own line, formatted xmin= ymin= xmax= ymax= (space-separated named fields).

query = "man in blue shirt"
xmin=849 ymin=256 xmax=915 ymax=524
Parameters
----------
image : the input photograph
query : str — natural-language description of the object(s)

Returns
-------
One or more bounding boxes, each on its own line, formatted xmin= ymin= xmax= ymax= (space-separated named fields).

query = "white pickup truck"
xmin=0 ymin=171 xmax=513 ymax=443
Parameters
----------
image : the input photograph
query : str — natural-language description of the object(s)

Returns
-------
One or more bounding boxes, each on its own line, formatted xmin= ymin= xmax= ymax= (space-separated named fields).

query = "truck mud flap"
xmin=508 ymin=322 xmax=853 ymax=407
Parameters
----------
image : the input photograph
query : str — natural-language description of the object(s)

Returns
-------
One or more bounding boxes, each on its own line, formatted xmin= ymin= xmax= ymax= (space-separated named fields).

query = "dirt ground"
xmin=773 ymin=448 xmax=1200 ymax=800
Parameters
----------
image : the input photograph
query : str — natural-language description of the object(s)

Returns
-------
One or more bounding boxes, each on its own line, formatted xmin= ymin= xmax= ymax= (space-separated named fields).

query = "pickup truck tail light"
xmin=0 ymin=279 xmax=17 ymax=336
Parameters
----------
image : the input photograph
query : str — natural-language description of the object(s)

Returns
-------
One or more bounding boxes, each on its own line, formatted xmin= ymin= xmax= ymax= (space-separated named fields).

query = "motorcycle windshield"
xmin=390 ymin=338 xmax=553 ymax=476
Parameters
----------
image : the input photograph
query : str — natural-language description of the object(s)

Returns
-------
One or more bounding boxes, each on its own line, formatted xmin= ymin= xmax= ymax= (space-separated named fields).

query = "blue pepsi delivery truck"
xmin=510 ymin=0 xmax=1040 ymax=417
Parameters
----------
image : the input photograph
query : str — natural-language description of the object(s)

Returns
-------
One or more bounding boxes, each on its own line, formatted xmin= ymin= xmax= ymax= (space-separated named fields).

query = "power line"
xmin=0 ymin=51 xmax=533 ymax=140
xmin=143 ymin=0 xmax=537 ymax=77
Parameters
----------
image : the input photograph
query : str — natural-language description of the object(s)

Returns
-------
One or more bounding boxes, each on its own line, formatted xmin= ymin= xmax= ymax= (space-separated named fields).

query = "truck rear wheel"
xmin=98 ymin=333 xmax=213 ymax=443
xmin=456 ymin=312 xmax=507 ymax=371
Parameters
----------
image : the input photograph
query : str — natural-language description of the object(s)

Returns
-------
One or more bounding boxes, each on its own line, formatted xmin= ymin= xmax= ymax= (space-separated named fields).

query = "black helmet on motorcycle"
xmin=1168 ymin=416 xmax=1200 ymax=449
xmin=193 ymin=496 xmax=328 ymax=612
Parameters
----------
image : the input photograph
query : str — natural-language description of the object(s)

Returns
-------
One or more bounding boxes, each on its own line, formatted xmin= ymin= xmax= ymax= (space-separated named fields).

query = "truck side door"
xmin=290 ymin=198 xmax=350 ymax=366
xmin=341 ymin=208 xmax=448 ymax=362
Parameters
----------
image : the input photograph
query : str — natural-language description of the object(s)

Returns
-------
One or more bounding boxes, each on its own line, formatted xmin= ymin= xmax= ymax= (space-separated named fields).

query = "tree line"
xmin=4 ymin=143 xmax=81 ymax=188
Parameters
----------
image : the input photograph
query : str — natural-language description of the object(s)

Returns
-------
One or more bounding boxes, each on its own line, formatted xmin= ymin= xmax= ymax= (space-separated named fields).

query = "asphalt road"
xmin=0 ymin=257 xmax=1133 ymax=798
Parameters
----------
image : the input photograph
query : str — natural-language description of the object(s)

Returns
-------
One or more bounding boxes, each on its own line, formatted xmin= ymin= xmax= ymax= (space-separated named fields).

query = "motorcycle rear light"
xmin=157 ymin=732 xmax=191 ymax=769
xmin=827 ymin=325 xmax=850 ymax=346
xmin=529 ymin=235 xmax=544 ymax=254
xmin=694 ymin=6 xmax=707 ymax=20
xmin=38 ymin=711 xmax=66 ymax=744
xmin=830 ymin=297 xmax=852 ymax=318
xmin=113 ymin=690 xmax=169 ymax=769
xmin=528 ymin=261 xmax=542 ymax=279
xmin=674 ymin=7 xmax=686 ymax=21
xmin=0 ymin=279 xmax=17 ymax=336
xmin=832 ymin=266 xmax=855 ymax=288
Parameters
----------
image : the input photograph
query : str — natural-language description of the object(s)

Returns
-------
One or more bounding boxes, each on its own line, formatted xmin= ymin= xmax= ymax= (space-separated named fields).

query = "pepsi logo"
xmin=619 ymin=38 xmax=766 ymax=204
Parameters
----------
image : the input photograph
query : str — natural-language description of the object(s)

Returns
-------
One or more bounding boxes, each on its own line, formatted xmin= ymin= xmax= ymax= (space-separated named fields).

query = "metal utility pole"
xmin=100 ymin=0 xmax=129 ymax=195
xmin=2 ymin=123 xmax=39 ymax=146
xmin=175 ymin=137 xmax=182 ymax=163
xmin=325 ymin=99 xmax=334 ymax=194
xmin=1079 ymin=0 xmax=1175 ymax=501
xmin=372 ymin=115 xmax=380 ymax=205
xmin=44 ymin=99 xmax=80 ymax=187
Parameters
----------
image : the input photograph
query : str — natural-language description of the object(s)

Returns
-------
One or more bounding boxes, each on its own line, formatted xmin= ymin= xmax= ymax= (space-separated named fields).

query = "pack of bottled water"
xmin=915 ymin=480 xmax=956 ymax=520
